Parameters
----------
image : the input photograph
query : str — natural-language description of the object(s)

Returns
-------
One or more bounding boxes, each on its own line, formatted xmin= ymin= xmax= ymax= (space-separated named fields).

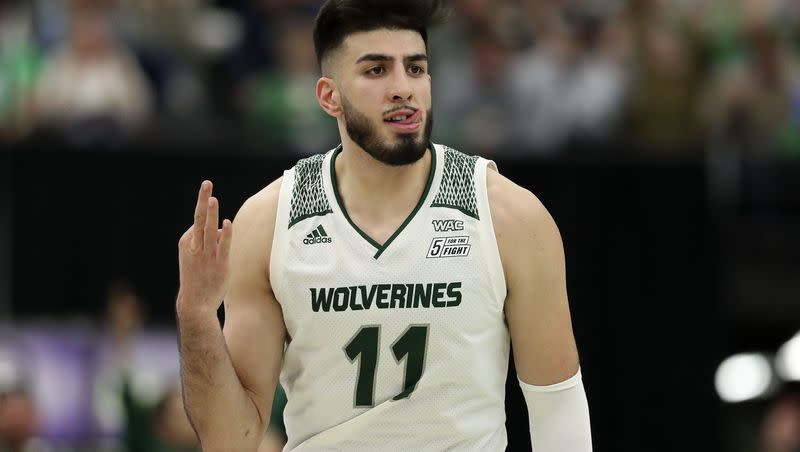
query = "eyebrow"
xmin=355 ymin=53 xmax=428 ymax=64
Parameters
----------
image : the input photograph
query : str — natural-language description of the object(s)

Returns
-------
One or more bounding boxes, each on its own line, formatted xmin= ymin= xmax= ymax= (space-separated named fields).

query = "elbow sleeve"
xmin=519 ymin=368 xmax=593 ymax=452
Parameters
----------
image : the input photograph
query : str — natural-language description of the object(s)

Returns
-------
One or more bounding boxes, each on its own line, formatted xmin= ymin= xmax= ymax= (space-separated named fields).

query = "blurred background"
xmin=1 ymin=0 xmax=799 ymax=451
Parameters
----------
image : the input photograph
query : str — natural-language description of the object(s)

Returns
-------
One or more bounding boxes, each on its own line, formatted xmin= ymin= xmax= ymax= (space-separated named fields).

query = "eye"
xmin=408 ymin=64 xmax=426 ymax=75
xmin=366 ymin=66 xmax=385 ymax=76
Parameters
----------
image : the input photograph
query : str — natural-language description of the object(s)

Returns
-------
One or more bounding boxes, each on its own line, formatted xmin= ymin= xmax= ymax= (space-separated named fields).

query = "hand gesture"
xmin=177 ymin=181 xmax=232 ymax=315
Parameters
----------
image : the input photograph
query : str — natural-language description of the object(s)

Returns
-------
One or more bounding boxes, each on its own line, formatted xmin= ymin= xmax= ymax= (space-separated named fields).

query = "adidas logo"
xmin=303 ymin=225 xmax=332 ymax=245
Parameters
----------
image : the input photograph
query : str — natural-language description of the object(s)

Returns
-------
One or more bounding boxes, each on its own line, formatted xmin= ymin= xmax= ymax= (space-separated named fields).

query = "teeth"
xmin=387 ymin=114 xmax=410 ymax=122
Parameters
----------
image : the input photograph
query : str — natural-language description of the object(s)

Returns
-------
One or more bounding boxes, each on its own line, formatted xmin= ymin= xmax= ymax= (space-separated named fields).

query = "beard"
xmin=341 ymin=95 xmax=433 ymax=166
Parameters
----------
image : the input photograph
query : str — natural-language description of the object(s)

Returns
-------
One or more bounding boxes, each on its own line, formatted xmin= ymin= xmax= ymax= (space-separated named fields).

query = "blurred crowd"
xmin=1 ymin=0 xmax=799 ymax=157
xmin=0 ymin=281 xmax=286 ymax=452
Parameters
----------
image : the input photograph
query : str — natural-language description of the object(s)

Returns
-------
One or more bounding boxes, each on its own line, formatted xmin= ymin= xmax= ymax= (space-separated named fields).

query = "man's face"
xmin=335 ymin=29 xmax=433 ymax=166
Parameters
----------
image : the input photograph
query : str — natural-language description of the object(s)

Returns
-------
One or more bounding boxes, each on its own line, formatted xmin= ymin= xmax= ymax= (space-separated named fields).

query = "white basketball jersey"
xmin=270 ymin=143 xmax=510 ymax=451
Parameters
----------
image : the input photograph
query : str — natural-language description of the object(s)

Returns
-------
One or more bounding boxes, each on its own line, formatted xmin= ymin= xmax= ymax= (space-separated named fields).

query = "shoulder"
xmin=234 ymin=176 xmax=284 ymax=230
xmin=229 ymin=177 xmax=284 ymax=275
xmin=486 ymin=169 xmax=564 ymax=285
xmin=487 ymin=169 xmax=556 ymax=238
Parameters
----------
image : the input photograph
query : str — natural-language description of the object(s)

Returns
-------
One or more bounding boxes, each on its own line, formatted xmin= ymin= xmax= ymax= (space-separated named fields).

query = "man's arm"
xmin=176 ymin=179 xmax=286 ymax=452
xmin=488 ymin=170 xmax=592 ymax=451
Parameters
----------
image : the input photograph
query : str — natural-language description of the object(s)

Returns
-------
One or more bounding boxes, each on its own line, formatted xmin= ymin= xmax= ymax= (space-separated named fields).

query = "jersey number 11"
xmin=344 ymin=325 xmax=429 ymax=408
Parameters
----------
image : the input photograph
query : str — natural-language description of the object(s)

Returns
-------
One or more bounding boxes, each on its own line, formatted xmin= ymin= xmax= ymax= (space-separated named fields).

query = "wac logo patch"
xmin=432 ymin=219 xmax=464 ymax=232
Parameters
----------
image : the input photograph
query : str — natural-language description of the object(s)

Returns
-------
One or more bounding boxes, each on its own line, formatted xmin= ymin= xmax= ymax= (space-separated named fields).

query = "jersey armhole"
xmin=475 ymin=158 xmax=508 ymax=309
xmin=269 ymin=168 xmax=294 ymax=305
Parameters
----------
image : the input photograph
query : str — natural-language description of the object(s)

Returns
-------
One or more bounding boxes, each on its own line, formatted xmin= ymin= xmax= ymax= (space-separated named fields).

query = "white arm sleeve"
xmin=519 ymin=368 xmax=593 ymax=452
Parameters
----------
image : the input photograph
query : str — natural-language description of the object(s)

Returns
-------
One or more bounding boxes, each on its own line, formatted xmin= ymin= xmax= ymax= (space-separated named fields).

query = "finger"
xmin=191 ymin=180 xmax=212 ymax=251
xmin=205 ymin=196 xmax=219 ymax=252
xmin=218 ymin=219 xmax=233 ymax=264
xmin=179 ymin=227 xmax=192 ymax=250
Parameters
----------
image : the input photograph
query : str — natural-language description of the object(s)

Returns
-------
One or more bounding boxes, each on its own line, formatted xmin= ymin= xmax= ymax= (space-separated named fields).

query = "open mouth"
xmin=383 ymin=110 xmax=422 ymax=131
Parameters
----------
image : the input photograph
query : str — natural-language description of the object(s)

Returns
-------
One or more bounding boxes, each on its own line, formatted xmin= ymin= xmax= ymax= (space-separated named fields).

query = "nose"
xmin=388 ymin=70 xmax=413 ymax=102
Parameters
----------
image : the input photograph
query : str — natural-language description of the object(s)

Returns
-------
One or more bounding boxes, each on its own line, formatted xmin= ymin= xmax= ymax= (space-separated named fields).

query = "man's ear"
xmin=317 ymin=77 xmax=342 ymax=118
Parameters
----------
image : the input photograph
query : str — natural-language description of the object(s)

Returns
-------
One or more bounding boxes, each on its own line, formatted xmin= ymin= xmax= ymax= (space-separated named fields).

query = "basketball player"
xmin=176 ymin=1 xmax=592 ymax=450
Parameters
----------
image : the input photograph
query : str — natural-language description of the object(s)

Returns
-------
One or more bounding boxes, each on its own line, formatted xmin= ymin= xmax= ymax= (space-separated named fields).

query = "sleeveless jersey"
xmin=270 ymin=143 xmax=510 ymax=451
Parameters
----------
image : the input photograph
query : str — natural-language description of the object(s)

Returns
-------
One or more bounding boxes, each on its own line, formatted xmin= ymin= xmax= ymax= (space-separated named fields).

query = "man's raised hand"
xmin=177 ymin=180 xmax=233 ymax=315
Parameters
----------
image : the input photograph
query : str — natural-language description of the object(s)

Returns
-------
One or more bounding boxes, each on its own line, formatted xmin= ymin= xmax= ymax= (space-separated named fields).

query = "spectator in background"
xmin=101 ymin=281 xmax=286 ymax=451
xmin=759 ymin=391 xmax=800 ymax=452
xmin=0 ymin=2 xmax=42 ymax=141
xmin=122 ymin=380 xmax=199 ymax=452
xmin=429 ymin=0 xmax=513 ymax=154
xmin=508 ymin=7 xmax=629 ymax=155
xmin=0 ymin=388 xmax=39 ymax=452
xmin=434 ymin=26 xmax=515 ymax=155
xmin=112 ymin=0 xmax=206 ymax=116
xmin=432 ymin=0 xmax=628 ymax=158
xmin=451 ymin=0 xmax=502 ymax=31
xmin=705 ymin=24 xmax=800 ymax=156
xmin=105 ymin=280 xmax=145 ymax=358
xmin=33 ymin=0 xmax=153 ymax=147
xmin=622 ymin=0 xmax=709 ymax=154
xmin=232 ymin=0 xmax=310 ymax=78
xmin=239 ymin=15 xmax=338 ymax=154
xmin=560 ymin=10 xmax=630 ymax=149
xmin=98 ymin=281 xmax=201 ymax=452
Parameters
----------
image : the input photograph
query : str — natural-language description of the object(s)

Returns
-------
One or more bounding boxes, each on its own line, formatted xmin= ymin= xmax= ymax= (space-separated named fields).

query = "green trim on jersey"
xmin=289 ymin=154 xmax=334 ymax=228
xmin=330 ymin=145 xmax=381 ymax=249
xmin=330 ymin=144 xmax=437 ymax=259
xmin=430 ymin=146 xmax=480 ymax=220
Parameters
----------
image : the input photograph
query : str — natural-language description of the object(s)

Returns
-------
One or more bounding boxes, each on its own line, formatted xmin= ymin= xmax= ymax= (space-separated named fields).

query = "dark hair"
xmin=313 ymin=0 xmax=448 ymax=73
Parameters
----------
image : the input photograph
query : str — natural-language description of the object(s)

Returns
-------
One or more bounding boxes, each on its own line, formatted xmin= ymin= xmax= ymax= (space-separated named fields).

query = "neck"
xmin=335 ymin=136 xmax=432 ymax=227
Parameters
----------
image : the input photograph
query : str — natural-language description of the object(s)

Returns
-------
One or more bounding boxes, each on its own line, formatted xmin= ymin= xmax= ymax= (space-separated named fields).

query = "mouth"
xmin=383 ymin=109 xmax=422 ymax=133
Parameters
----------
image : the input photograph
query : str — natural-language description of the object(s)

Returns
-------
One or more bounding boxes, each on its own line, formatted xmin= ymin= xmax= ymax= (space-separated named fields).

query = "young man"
xmin=176 ymin=1 xmax=592 ymax=450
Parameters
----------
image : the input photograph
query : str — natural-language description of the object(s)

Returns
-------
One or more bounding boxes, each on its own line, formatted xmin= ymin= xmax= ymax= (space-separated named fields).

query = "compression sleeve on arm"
xmin=519 ymin=368 xmax=593 ymax=452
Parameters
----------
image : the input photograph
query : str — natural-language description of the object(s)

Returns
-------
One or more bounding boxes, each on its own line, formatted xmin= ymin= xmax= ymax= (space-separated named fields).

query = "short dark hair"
xmin=313 ymin=0 xmax=448 ymax=74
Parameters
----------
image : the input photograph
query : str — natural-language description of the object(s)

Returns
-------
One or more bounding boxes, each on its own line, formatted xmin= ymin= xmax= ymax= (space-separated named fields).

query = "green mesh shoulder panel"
xmin=430 ymin=146 xmax=480 ymax=220
xmin=288 ymin=154 xmax=333 ymax=228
